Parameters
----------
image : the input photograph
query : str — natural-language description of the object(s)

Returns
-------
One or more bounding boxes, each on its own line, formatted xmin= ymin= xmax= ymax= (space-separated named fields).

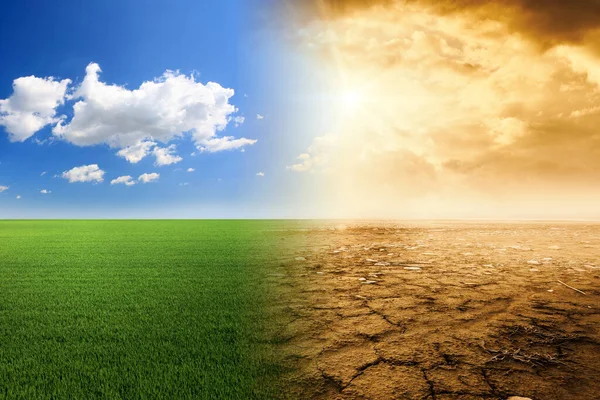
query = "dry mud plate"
xmin=270 ymin=222 xmax=600 ymax=400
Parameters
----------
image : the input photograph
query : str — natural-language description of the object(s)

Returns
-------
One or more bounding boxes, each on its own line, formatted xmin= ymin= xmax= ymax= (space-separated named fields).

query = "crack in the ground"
xmin=340 ymin=357 xmax=385 ymax=392
xmin=481 ymin=367 xmax=500 ymax=397
xmin=314 ymin=359 xmax=345 ymax=393
xmin=273 ymin=223 xmax=600 ymax=399
xmin=422 ymin=368 xmax=437 ymax=400
xmin=365 ymin=301 xmax=407 ymax=331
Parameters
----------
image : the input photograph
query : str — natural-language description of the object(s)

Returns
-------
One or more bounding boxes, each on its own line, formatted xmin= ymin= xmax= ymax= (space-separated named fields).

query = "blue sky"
xmin=0 ymin=0 xmax=335 ymax=218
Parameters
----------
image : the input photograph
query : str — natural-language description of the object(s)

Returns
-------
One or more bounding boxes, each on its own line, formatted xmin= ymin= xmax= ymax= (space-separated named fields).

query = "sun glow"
xmin=338 ymin=90 xmax=364 ymax=112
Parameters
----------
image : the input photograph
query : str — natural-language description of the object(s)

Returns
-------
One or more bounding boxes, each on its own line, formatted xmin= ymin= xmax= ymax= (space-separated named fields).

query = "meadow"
xmin=0 ymin=220 xmax=292 ymax=399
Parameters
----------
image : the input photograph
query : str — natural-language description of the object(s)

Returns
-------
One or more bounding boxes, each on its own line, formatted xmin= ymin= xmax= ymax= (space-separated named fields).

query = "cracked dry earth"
xmin=268 ymin=222 xmax=600 ymax=400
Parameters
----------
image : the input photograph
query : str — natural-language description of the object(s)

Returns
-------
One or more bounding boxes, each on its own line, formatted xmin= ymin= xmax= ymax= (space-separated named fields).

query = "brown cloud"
xmin=422 ymin=0 xmax=600 ymax=48
xmin=298 ymin=0 xmax=600 ymax=48
xmin=283 ymin=0 xmax=600 ymax=218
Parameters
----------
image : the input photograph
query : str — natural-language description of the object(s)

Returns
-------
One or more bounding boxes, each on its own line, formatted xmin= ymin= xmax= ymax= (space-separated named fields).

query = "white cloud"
xmin=40 ymin=189 xmax=51 ymax=194
xmin=110 ymin=175 xmax=135 ymax=186
xmin=153 ymin=144 xmax=183 ymax=166
xmin=287 ymin=135 xmax=336 ymax=172
xmin=117 ymin=140 xmax=156 ymax=163
xmin=256 ymin=114 xmax=264 ymax=120
xmin=16 ymin=195 xmax=21 ymax=199
xmin=287 ymin=153 xmax=312 ymax=172
xmin=256 ymin=172 xmax=265 ymax=177
xmin=52 ymin=63 xmax=255 ymax=154
xmin=61 ymin=164 xmax=105 ymax=183
xmin=198 ymin=136 xmax=257 ymax=152
xmin=233 ymin=116 xmax=245 ymax=127
xmin=138 ymin=172 xmax=160 ymax=183
xmin=179 ymin=182 xmax=189 ymax=186
xmin=34 ymin=137 xmax=54 ymax=146
xmin=187 ymin=168 xmax=195 ymax=172
xmin=0 ymin=76 xmax=71 ymax=142
xmin=41 ymin=171 xmax=47 ymax=176
xmin=0 ymin=186 xmax=8 ymax=193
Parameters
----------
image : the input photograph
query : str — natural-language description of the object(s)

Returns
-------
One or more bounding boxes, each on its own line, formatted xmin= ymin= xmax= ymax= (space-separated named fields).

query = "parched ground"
xmin=268 ymin=222 xmax=600 ymax=400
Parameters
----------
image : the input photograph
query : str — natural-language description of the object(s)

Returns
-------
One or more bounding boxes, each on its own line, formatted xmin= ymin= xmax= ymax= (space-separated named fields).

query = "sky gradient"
xmin=0 ymin=0 xmax=320 ymax=218
xmin=278 ymin=0 xmax=600 ymax=219
xmin=2 ymin=0 xmax=600 ymax=219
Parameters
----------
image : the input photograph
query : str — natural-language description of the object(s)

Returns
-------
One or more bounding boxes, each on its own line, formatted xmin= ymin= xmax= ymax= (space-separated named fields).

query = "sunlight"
xmin=338 ymin=90 xmax=364 ymax=112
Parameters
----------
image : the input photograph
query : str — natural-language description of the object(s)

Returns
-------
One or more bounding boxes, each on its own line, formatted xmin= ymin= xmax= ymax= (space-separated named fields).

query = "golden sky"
xmin=281 ymin=0 xmax=600 ymax=219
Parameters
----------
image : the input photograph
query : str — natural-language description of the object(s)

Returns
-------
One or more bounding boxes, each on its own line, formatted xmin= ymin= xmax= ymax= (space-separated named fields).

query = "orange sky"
xmin=280 ymin=0 xmax=600 ymax=219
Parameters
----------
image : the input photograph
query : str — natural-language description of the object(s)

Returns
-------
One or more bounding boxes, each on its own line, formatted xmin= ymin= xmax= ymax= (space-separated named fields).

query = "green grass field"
xmin=0 ymin=220 xmax=291 ymax=399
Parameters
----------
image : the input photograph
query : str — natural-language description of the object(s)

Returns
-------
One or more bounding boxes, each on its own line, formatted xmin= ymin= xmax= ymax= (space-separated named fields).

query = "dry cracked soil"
xmin=267 ymin=221 xmax=600 ymax=400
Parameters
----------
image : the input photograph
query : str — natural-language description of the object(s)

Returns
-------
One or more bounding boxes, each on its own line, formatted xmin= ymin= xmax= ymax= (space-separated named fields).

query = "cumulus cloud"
xmin=153 ymin=145 xmax=183 ymax=166
xmin=117 ymin=141 xmax=156 ymax=163
xmin=256 ymin=172 xmax=265 ymax=176
xmin=198 ymin=136 xmax=257 ymax=152
xmin=16 ymin=195 xmax=21 ymax=199
xmin=138 ymin=173 xmax=160 ymax=183
xmin=187 ymin=168 xmax=195 ymax=172
xmin=0 ymin=186 xmax=8 ymax=193
xmin=0 ymin=76 xmax=71 ymax=142
xmin=256 ymin=114 xmax=264 ymax=120
xmin=40 ymin=189 xmax=51 ymax=194
xmin=61 ymin=164 xmax=105 ymax=183
xmin=110 ymin=175 xmax=136 ymax=186
xmin=51 ymin=63 xmax=256 ymax=154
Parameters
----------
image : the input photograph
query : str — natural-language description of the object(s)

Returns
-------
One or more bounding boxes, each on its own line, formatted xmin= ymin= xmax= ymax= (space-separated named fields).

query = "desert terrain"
xmin=269 ymin=222 xmax=600 ymax=399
